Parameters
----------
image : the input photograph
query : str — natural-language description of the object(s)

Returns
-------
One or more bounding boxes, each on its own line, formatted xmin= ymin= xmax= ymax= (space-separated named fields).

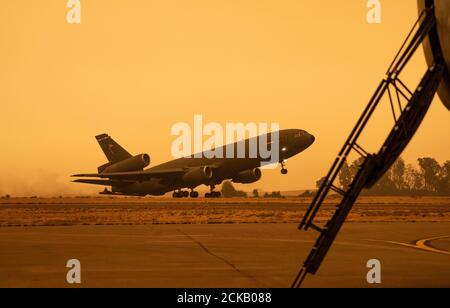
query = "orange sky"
xmin=0 ymin=1 xmax=449 ymax=196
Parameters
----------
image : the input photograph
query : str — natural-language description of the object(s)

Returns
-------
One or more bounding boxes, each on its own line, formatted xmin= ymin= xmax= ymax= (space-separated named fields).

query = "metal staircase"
xmin=292 ymin=6 xmax=445 ymax=288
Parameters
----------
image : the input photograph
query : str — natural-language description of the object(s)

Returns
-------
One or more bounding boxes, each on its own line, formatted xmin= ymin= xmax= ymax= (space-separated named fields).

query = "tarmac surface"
xmin=1 ymin=222 xmax=449 ymax=288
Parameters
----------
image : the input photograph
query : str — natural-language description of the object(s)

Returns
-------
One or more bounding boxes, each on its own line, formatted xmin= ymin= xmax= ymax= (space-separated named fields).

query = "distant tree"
xmin=391 ymin=157 xmax=406 ymax=190
xmin=338 ymin=157 xmax=365 ymax=190
xmin=221 ymin=181 xmax=247 ymax=198
xmin=370 ymin=169 xmax=395 ymax=195
xmin=404 ymin=163 xmax=423 ymax=192
xmin=339 ymin=161 xmax=352 ymax=190
xmin=443 ymin=161 xmax=450 ymax=178
xmin=316 ymin=177 xmax=326 ymax=189
xmin=418 ymin=157 xmax=441 ymax=192
xmin=264 ymin=191 xmax=283 ymax=198
xmin=299 ymin=190 xmax=316 ymax=197
xmin=252 ymin=189 xmax=259 ymax=198
xmin=271 ymin=191 xmax=282 ymax=198
xmin=350 ymin=157 xmax=365 ymax=178
xmin=437 ymin=160 xmax=450 ymax=195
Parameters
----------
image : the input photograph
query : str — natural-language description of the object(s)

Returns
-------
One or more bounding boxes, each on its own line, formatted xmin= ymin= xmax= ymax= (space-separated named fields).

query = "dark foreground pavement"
xmin=0 ymin=223 xmax=449 ymax=288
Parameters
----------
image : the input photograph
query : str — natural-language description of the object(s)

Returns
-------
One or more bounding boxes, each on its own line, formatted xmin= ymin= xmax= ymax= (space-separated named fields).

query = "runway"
xmin=0 ymin=222 xmax=449 ymax=288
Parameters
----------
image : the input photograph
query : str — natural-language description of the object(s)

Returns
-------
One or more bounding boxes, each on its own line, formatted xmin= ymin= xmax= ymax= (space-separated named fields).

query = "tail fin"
xmin=95 ymin=134 xmax=132 ymax=163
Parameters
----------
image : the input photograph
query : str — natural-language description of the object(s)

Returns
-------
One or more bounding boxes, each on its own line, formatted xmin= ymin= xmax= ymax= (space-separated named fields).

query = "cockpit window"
xmin=295 ymin=131 xmax=307 ymax=138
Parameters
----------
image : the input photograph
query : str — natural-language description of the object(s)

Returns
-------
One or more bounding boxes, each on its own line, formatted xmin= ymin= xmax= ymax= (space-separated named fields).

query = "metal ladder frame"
xmin=292 ymin=6 xmax=445 ymax=288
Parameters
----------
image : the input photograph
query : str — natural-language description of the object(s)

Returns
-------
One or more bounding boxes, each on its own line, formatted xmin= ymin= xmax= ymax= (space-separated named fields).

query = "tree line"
xmin=222 ymin=156 xmax=450 ymax=198
xmin=337 ymin=157 xmax=450 ymax=196
xmin=221 ymin=181 xmax=285 ymax=198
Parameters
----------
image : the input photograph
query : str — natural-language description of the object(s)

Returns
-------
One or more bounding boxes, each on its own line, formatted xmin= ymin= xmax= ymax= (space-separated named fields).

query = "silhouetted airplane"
xmin=72 ymin=129 xmax=315 ymax=198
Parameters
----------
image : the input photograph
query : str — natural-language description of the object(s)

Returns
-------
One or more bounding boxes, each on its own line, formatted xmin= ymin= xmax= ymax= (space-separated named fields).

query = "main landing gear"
xmin=205 ymin=191 xmax=221 ymax=198
xmin=172 ymin=190 xmax=199 ymax=198
xmin=205 ymin=185 xmax=221 ymax=198
xmin=172 ymin=185 xmax=221 ymax=198
xmin=281 ymin=160 xmax=288 ymax=175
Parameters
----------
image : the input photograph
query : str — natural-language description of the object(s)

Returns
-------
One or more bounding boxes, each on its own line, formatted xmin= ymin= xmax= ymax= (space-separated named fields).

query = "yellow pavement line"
xmin=367 ymin=236 xmax=450 ymax=256
xmin=414 ymin=235 xmax=450 ymax=255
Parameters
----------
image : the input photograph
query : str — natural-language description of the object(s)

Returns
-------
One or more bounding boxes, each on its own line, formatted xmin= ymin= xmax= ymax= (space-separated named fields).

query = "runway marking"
xmin=368 ymin=235 xmax=450 ymax=256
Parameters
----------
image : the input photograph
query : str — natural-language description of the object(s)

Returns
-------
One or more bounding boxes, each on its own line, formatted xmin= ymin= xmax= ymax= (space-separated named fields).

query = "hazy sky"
xmin=1 ymin=1 xmax=449 ymax=196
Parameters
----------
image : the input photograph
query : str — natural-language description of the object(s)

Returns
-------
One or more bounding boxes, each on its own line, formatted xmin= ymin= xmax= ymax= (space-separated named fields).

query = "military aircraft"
xmin=72 ymin=129 xmax=315 ymax=198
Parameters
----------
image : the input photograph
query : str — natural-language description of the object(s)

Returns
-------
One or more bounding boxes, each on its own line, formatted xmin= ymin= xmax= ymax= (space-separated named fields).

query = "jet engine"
xmin=232 ymin=168 xmax=262 ymax=184
xmin=182 ymin=166 xmax=213 ymax=184
xmin=102 ymin=154 xmax=150 ymax=173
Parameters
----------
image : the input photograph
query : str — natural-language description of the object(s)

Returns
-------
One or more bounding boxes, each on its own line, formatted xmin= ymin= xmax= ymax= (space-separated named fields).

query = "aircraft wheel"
xmin=183 ymin=191 xmax=189 ymax=198
xmin=190 ymin=191 xmax=199 ymax=198
xmin=205 ymin=192 xmax=211 ymax=198
xmin=281 ymin=169 xmax=288 ymax=175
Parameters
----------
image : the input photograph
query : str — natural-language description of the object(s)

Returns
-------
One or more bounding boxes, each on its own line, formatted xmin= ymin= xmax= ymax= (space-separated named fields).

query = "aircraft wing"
xmin=72 ymin=168 xmax=187 ymax=181
xmin=72 ymin=179 xmax=135 ymax=186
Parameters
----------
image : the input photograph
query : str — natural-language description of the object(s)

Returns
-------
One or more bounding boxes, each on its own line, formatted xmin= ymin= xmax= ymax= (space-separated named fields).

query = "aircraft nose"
xmin=307 ymin=133 xmax=315 ymax=145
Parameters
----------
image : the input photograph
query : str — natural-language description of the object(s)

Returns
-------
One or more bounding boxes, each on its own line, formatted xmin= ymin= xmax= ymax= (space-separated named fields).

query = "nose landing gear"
xmin=281 ymin=160 xmax=288 ymax=175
